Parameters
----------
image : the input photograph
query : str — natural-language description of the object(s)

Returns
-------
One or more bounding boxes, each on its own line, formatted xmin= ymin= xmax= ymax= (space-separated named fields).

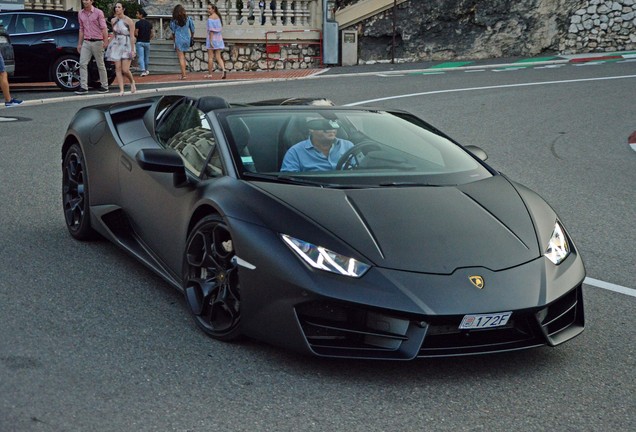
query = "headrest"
xmin=306 ymin=118 xmax=340 ymax=130
xmin=196 ymin=96 xmax=230 ymax=112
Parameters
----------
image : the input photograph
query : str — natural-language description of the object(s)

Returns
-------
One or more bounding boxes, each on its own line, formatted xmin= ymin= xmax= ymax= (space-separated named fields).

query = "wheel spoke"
xmin=185 ymin=277 xmax=218 ymax=316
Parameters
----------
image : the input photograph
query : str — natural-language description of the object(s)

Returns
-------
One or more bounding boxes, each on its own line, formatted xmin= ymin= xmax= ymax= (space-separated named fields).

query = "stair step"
xmin=149 ymin=57 xmax=180 ymax=66
xmin=147 ymin=40 xmax=179 ymax=72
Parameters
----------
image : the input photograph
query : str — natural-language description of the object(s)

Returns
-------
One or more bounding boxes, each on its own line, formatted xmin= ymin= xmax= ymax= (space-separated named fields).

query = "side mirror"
xmin=135 ymin=148 xmax=190 ymax=187
xmin=464 ymin=145 xmax=488 ymax=161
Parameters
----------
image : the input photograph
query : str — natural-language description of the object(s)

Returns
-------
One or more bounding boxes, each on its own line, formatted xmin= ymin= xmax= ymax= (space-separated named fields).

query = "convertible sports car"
xmin=62 ymin=94 xmax=585 ymax=360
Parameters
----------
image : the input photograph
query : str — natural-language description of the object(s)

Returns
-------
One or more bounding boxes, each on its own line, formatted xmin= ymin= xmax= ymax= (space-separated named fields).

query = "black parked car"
xmin=0 ymin=9 xmax=115 ymax=91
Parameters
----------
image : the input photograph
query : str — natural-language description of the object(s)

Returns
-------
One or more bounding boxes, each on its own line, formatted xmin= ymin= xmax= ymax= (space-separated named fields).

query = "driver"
xmin=280 ymin=118 xmax=354 ymax=172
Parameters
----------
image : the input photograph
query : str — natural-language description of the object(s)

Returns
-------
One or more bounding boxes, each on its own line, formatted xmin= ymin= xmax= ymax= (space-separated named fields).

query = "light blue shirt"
xmin=281 ymin=137 xmax=354 ymax=172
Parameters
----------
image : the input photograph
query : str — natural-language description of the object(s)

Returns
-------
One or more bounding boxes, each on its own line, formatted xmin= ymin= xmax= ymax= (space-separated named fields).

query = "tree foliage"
xmin=93 ymin=0 xmax=142 ymax=19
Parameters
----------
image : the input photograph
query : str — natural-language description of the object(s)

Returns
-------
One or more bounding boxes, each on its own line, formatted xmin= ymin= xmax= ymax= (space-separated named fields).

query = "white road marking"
xmin=347 ymin=75 xmax=636 ymax=298
xmin=344 ymin=74 xmax=636 ymax=106
xmin=584 ymin=278 xmax=636 ymax=298
xmin=493 ymin=67 xmax=527 ymax=72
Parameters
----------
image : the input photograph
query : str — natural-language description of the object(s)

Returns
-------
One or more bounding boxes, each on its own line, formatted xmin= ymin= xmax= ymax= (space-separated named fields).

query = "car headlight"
xmin=544 ymin=221 xmax=570 ymax=265
xmin=281 ymin=234 xmax=370 ymax=277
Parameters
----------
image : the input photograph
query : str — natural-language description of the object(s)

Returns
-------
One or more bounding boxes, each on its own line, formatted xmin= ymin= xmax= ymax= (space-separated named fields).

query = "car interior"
xmin=225 ymin=111 xmax=356 ymax=173
xmin=155 ymin=96 xmax=227 ymax=178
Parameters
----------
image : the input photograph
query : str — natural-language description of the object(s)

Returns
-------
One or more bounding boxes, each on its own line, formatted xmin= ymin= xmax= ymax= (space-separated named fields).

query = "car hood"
xmin=253 ymin=175 xmax=542 ymax=273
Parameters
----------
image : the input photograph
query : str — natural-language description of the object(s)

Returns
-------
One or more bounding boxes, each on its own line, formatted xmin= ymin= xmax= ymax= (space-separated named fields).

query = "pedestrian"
xmin=170 ymin=4 xmax=195 ymax=80
xmin=76 ymin=0 xmax=110 ymax=94
xmin=259 ymin=1 xmax=265 ymax=25
xmin=0 ymin=51 xmax=22 ymax=107
xmin=204 ymin=3 xmax=226 ymax=79
xmin=135 ymin=8 xmax=154 ymax=77
xmin=105 ymin=2 xmax=136 ymax=96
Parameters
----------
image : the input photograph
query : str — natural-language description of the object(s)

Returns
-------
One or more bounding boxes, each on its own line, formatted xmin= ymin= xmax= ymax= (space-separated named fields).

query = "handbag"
xmin=190 ymin=37 xmax=195 ymax=48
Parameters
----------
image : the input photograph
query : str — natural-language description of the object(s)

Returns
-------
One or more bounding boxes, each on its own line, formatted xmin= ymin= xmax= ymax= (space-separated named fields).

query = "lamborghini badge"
xmin=469 ymin=275 xmax=485 ymax=289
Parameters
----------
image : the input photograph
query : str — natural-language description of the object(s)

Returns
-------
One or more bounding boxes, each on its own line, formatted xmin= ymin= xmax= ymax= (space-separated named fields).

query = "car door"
xmin=5 ymin=12 xmax=60 ymax=79
xmin=118 ymin=100 xmax=226 ymax=277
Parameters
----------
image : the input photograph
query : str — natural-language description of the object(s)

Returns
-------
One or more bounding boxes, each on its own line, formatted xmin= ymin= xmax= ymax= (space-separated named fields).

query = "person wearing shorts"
xmin=0 ymin=52 xmax=22 ymax=107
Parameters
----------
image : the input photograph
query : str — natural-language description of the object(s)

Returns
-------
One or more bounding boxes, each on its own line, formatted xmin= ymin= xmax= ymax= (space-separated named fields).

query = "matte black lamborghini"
xmin=62 ymin=94 xmax=585 ymax=360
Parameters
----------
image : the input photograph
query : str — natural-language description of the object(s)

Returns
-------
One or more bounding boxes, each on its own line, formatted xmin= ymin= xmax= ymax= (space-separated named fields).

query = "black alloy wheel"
xmin=62 ymin=143 xmax=95 ymax=240
xmin=183 ymin=215 xmax=241 ymax=341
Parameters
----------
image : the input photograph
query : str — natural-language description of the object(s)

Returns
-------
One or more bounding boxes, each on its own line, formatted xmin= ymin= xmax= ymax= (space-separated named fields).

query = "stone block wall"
xmin=186 ymin=41 xmax=322 ymax=72
xmin=562 ymin=0 xmax=636 ymax=52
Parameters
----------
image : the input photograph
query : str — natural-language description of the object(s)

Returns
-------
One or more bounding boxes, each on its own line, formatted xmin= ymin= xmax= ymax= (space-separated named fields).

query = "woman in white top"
xmin=105 ymin=2 xmax=136 ymax=95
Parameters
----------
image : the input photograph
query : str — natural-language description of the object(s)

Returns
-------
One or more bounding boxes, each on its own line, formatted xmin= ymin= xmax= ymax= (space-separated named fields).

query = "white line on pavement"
xmin=344 ymin=74 xmax=636 ymax=106
xmin=584 ymin=277 xmax=636 ymax=297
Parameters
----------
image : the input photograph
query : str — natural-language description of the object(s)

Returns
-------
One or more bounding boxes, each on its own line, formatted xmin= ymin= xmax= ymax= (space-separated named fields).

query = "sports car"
xmin=62 ymin=94 xmax=585 ymax=360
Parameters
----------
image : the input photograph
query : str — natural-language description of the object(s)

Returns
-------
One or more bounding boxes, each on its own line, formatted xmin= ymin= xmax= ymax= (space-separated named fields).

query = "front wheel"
xmin=183 ymin=215 xmax=242 ymax=341
xmin=62 ymin=143 xmax=96 ymax=240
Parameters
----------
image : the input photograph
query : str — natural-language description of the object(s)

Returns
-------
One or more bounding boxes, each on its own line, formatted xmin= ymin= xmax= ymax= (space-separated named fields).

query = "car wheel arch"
xmin=187 ymin=205 xmax=222 ymax=238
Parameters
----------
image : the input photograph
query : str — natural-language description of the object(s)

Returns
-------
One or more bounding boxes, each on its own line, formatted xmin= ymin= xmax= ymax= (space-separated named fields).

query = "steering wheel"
xmin=336 ymin=141 xmax=382 ymax=170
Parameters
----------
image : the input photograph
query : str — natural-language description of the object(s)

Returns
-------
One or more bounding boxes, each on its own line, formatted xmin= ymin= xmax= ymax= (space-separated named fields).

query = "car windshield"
xmin=219 ymin=108 xmax=493 ymax=187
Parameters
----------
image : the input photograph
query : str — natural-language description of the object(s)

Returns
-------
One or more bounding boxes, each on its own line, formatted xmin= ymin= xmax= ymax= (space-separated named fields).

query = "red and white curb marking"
xmin=629 ymin=131 xmax=636 ymax=152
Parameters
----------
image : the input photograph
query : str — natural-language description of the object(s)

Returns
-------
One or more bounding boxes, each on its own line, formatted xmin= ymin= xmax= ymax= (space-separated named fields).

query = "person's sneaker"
xmin=4 ymin=98 xmax=23 ymax=107
xmin=75 ymin=87 xmax=89 ymax=95
xmin=140 ymin=70 xmax=149 ymax=77
xmin=97 ymin=87 xmax=109 ymax=94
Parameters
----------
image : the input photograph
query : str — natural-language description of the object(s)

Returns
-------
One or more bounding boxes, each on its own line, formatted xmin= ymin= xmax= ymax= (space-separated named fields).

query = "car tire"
xmin=183 ymin=215 xmax=242 ymax=341
xmin=62 ymin=143 xmax=96 ymax=240
xmin=52 ymin=55 xmax=82 ymax=91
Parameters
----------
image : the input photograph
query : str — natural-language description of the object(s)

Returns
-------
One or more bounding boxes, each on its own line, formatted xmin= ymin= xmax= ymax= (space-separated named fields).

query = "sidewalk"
xmin=11 ymin=68 xmax=326 ymax=90
xmin=131 ymin=67 xmax=325 ymax=84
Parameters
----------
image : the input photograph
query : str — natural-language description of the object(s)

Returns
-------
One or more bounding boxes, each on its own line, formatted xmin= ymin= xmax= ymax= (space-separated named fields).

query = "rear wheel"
xmin=52 ymin=55 xmax=81 ymax=91
xmin=62 ymin=143 xmax=96 ymax=240
xmin=183 ymin=215 xmax=242 ymax=341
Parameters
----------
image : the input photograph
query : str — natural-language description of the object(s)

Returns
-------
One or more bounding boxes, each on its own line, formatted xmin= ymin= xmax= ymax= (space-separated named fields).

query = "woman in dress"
xmin=105 ymin=2 xmax=136 ymax=95
xmin=170 ymin=4 xmax=195 ymax=80
xmin=205 ymin=4 xmax=226 ymax=79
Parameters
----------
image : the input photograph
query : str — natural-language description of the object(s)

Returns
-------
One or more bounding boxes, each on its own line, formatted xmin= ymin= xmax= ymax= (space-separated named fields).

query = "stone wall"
xmin=562 ymin=0 xmax=636 ymax=52
xmin=186 ymin=41 xmax=321 ymax=72
xmin=337 ymin=0 xmax=636 ymax=63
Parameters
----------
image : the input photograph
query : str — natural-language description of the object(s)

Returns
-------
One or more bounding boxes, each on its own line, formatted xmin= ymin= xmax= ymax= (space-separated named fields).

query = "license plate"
xmin=459 ymin=311 xmax=512 ymax=329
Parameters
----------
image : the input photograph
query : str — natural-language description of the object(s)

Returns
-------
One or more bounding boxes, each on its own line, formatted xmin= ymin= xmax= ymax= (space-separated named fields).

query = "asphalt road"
xmin=1 ymin=60 xmax=634 ymax=432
